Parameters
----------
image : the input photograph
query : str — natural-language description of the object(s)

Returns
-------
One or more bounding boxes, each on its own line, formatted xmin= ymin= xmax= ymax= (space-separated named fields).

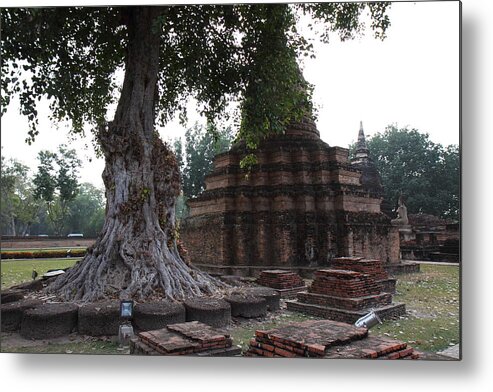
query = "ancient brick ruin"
xmin=286 ymin=257 xmax=406 ymax=323
xmin=130 ymin=321 xmax=240 ymax=356
xmin=246 ymin=319 xmax=420 ymax=359
xmin=256 ymin=269 xmax=307 ymax=298
xmin=181 ymin=118 xmax=400 ymax=276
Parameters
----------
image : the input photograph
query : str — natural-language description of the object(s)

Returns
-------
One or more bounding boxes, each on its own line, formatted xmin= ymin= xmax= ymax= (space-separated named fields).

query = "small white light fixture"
xmin=120 ymin=300 xmax=134 ymax=320
xmin=354 ymin=310 xmax=382 ymax=329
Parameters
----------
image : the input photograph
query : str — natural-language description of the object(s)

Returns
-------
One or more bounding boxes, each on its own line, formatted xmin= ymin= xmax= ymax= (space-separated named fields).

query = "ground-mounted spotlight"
xmin=354 ymin=309 xmax=382 ymax=329
xmin=120 ymin=300 xmax=134 ymax=320
xmin=118 ymin=300 xmax=135 ymax=347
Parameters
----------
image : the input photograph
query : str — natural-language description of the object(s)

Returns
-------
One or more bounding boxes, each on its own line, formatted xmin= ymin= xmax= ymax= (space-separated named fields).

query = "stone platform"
xmin=272 ymin=286 xmax=308 ymax=299
xmin=286 ymin=301 xmax=406 ymax=324
xmin=286 ymin=264 xmax=406 ymax=323
xmin=245 ymin=319 xmax=419 ymax=359
xmin=130 ymin=321 xmax=241 ymax=356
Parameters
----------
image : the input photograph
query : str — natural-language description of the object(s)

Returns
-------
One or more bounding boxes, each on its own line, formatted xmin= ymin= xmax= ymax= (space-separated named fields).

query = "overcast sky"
xmin=0 ymin=1 xmax=460 ymax=188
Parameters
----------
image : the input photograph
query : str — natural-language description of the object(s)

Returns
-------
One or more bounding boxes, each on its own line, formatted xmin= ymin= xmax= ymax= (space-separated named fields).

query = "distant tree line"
xmin=173 ymin=123 xmax=234 ymax=219
xmin=1 ymin=145 xmax=105 ymax=237
xmin=351 ymin=125 xmax=460 ymax=220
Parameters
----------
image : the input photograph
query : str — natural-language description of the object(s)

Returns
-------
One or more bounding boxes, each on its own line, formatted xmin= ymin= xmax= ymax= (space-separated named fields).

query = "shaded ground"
xmin=1 ymin=264 xmax=459 ymax=357
xmin=1 ymin=332 xmax=123 ymax=355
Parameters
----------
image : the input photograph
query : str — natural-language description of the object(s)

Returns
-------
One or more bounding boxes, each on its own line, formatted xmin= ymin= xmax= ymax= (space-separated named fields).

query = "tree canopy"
xmin=1 ymin=3 xmax=390 ymax=146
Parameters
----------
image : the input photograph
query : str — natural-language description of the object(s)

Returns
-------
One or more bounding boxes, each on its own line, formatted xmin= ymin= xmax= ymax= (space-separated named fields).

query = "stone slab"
xmin=246 ymin=319 xmax=419 ymax=360
xmin=138 ymin=329 xmax=201 ymax=355
xmin=286 ymin=300 xmax=406 ymax=324
xmin=167 ymin=320 xmax=231 ymax=344
xmin=273 ymin=286 xmax=307 ymax=299
xmin=133 ymin=321 xmax=234 ymax=356
xmin=324 ymin=335 xmax=410 ymax=359
xmin=253 ymin=319 xmax=368 ymax=358
xmin=297 ymin=291 xmax=392 ymax=311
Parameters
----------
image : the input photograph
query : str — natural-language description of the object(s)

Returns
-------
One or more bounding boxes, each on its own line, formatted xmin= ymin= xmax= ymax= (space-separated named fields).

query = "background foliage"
xmin=351 ymin=125 xmax=460 ymax=220
xmin=173 ymin=123 xmax=234 ymax=219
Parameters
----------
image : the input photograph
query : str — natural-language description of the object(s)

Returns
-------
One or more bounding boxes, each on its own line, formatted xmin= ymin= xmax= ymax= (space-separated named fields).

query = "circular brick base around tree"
xmin=242 ymin=287 xmax=281 ymax=311
xmin=133 ymin=302 xmax=186 ymax=331
xmin=1 ymin=289 xmax=26 ymax=304
xmin=20 ymin=303 xmax=78 ymax=339
xmin=11 ymin=279 xmax=44 ymax=292
xmin=1 ymin=299 xmax=44 ymax=332
xmin=224 ymin=295 xmax=267 ymax=318
xmin=78 ymin=301 xmax=121 ymax=336
xmin=184 ymin=298 xmax=231 ymax=328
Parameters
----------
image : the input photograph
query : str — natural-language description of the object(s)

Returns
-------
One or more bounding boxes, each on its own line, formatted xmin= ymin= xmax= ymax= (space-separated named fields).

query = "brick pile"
xmin=330 ymin=257 xmax=389 ymax=282
xmin=296 ymin=291 xmax=392 ymax=311
xmin=246 ymin=319 xmax=419 ymax=360
xmin=309 ymin=269 xmax=381 ymax=298
xmin=130 ymin=321 xmax=240 ymax=356
xmin=257 ymin=270 xmax=305 ymax=290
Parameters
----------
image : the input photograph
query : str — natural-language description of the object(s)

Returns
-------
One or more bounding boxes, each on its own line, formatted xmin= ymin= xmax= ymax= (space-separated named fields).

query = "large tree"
xmin=1 ymin=3 xmax=390 ymax=302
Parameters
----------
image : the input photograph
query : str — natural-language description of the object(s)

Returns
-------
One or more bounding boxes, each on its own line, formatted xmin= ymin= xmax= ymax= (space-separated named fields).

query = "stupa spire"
xmin=352 ymin=121 xmax=370 ymax=164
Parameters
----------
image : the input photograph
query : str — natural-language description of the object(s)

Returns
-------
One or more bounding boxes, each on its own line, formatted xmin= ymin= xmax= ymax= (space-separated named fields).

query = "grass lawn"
xmin=370 ymin=264 xmax=460 ymax=353
xmin=1 ymin=258 xmax=80 ymax=289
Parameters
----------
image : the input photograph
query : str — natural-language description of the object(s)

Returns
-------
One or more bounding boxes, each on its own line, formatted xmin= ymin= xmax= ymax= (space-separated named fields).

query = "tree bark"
xmin=48 ymin=7 xmax=225 ymax=302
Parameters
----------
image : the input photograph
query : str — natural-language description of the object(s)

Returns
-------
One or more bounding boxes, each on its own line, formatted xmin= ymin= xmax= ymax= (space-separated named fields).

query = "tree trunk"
xmin=48 ymin=7 xmax=225 ymax=302
xmin=11 ymin=215 xmax=16 ymax=236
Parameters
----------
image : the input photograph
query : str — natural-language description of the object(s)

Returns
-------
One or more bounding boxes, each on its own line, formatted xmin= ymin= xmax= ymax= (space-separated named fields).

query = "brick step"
xmin=297 ymin=291 xmax=392 ymax=311
xmin=330 ymin=260 xmax=389 ymax=281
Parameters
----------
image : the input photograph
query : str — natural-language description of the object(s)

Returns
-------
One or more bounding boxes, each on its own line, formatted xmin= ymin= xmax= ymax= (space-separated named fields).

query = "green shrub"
xmin=1 ymin=248 xmax=86 ymax=259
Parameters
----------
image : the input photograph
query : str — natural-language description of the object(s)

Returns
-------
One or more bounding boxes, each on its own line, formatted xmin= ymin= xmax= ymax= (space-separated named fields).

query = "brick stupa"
xmin=181 ymin=118 xmax=401 ymax=277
